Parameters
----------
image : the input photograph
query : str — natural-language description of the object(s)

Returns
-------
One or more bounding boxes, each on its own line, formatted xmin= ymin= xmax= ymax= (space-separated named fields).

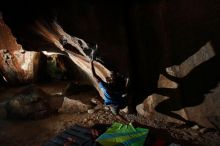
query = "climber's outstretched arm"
xmin=91 ymin=60 xmax=103 ymax=83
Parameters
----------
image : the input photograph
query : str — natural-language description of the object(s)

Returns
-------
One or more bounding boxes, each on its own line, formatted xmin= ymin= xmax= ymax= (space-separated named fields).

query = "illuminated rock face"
xmin=139 ymin=42 xmax=220 ymax=129
xmin=0 ymin=16 xmax=41 ymax=85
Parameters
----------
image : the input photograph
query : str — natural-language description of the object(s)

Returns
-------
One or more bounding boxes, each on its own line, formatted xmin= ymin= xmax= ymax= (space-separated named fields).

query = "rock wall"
xmin=1 ymin=0 xmax=220 ymax=128
xmin=139 ymin=42 xmax=220 ymax=128
xmin=0 ymin=15 xmax=41 ymax=85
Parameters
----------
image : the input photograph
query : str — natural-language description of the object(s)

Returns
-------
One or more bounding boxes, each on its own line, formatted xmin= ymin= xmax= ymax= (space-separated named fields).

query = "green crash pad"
xmin=96 ymin=122 xmax=149 ymax=146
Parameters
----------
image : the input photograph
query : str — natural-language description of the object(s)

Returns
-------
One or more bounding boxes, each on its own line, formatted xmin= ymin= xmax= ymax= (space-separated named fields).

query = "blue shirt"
xmin=98 ymin=82 xmax=126 ymax=107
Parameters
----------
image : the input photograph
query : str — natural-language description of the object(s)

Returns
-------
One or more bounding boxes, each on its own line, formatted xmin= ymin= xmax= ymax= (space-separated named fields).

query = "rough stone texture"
xmin=166 ymin=42 xmax=215 ymax=78
xmin=0 ymin=17 xmax=41 ymax=85
xmin=0 ymin=81 xmax=97 ymax=119
xmin=58 ymin=97 xmax=92 ymax=114
xmin=4 ymin=85 xmax=63 ymax=119
xmin=59 ymin=82 xmax=100 ymax=114
xmin=140 ymin=42 xmax=220 ymax=128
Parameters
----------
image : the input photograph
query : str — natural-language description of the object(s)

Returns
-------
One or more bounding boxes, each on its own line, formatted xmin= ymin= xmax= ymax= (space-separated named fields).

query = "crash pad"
xmin=43 ymin=124 xmax=99 ymax=146
xmin=96 ymin=122 xmax=149 ymax=146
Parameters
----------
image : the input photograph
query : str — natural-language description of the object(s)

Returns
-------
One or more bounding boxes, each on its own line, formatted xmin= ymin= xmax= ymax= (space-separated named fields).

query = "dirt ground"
xmin=0 ymin=81 xmax=220 ymax=146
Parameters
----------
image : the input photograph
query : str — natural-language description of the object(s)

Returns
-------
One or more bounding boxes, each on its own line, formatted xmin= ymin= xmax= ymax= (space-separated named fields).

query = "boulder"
xmin=4 ymin=85 xmax=63 ymax=119
xmin=58 ymin=97 xmax=92 ymax=114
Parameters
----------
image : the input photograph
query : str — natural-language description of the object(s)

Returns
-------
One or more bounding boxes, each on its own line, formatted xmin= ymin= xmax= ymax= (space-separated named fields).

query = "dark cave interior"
xmin=1 ymin=0 xmax=220 ymax=145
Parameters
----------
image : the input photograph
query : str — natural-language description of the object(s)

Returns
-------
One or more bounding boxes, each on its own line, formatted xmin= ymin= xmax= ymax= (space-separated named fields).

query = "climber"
xmin=88 ymin=43 xmax=105 ymax=65
xmin=90 ymin=58 xmax=128 ymax=115
xmin=89 ymin=44 xmax=116 ymax=71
